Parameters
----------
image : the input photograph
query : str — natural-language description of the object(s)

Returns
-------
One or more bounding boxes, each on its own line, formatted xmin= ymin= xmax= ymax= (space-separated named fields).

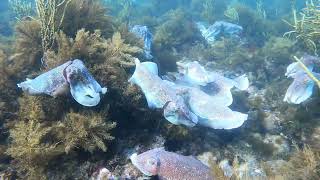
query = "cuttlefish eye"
xmin=85 ymin=94 xmax=94 ymax=98
xmin=147 ymin=157 xmax=158 ymax=167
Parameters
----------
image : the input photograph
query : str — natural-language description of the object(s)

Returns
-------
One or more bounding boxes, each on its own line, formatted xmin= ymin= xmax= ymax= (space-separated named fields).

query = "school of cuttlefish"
xmin=17 ymin=22 xmax=320 ymax=179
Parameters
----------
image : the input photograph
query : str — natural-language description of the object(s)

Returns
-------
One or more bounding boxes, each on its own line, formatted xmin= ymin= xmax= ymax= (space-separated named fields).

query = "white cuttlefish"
xmin=129 ymin=58 xmax=198 ymax=127
xmin=164 ymin=60 xmax=249 ymax=129
xmin=175 ymin=60 xmax=249 ymax=107
xmin=284 ymin=54 xmax=319 ymax=104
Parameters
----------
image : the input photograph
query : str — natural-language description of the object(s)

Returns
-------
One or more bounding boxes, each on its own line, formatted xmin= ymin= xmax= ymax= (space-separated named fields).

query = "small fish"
xmin=285 ymin=54 xmax=319 ymax=77
xmin=130 ymin=25 xmax=153 ymax=60
xmin=129 ymin=58 xmax=198 ymax=127
xmin=284 ymin=72 xmax=316 ymax=104
xmin=18 ymin=59 xmax=107 ymax=107
xmin=64 ymin=59 xmax=107 ymax=107
xmin=130 ymin=148 xmax=214 ymax=180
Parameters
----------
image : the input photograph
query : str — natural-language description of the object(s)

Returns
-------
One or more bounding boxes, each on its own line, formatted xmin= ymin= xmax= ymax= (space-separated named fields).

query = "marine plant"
xmin=55 ymin=111 xmax=116 ymax=154
xmin=224 ymin=5 xmax=239 ymax=23
xmin=45 ymin=29 xmax=106 ymax=68
xmin=6 ymin=96 xmax=63 ymax=179
xmin=12 ymin=19 xmax=42 ymax=75
xmin=46 ymin=29 xmax=141 ymax=69
xmin=103 ymin=32 xmax=142 ymax=66
xmin=35 ymin=0 xmax=73 ymax=53
xmin=255 ymin=0 xmax=266 ymax=19
xmin=284 ymin=0 xmax=320 ymax=54
xmin=261 ymin=37 xmax=295 ymax=64
xmin=279 ymin=145 xmax=320 ymax=179
xmin=60 ymin=0 xmax=114 ymax=38
xmin=154 ymin=9 xmax=199 ymax=49
xmin=118 ymin=0 xmax=134 ymax=24
xmin=0 ymin=50 xmax=9 ymax=90
xmin=9 ymin=0 xmax=34 ymax=20
xmin=235 ymin=3 xmax=271 ymax=46
xmin=201 ymin=0 xmax=227 ymax=23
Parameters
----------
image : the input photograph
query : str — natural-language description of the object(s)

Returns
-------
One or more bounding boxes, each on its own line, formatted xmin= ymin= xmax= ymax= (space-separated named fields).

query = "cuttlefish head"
xmin=163 ymin=100 xmax=198 ymax=127
xmin=64 ymin=59 xmax=107 ymax=107
xmin=177 ymin=61 xmax=209 ymax=86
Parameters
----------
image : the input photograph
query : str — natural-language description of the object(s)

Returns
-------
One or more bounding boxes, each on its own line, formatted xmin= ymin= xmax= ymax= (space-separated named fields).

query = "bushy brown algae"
xmin=54 ymin=111 xmax=116 ymax=154
xmin=6 ymin=96 xmax=62 ymax=179
xmin=60 ymin=0 xmax=114 ymax=38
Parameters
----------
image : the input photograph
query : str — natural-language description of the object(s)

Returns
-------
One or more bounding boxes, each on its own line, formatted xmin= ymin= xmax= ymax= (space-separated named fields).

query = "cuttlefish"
xmin=17 ymin=59 xmax=107 ymax=107
xmin=284 ymin=54 xmax=319 ymax=104
xmin=163 ymin=79 xmax=247 ymax=130
xmin=175 ymin=61 xmax=249 ymax=106
xmin=130 ymin=25 xmax=153 ymax=60
xmin=163 ymin=61 xmax=249 ymax=129
xmin=130 ymin=148 xmax=214 ymax=180
xmin=129 ymin=58 xmax=198 ymax=127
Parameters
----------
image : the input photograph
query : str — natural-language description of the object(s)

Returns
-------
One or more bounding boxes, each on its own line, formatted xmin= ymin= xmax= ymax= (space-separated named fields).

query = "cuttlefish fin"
xmin=141 ymin=61 xmax=158 ymax=75
xmin=101 ymin=87 xmax=108 ymax=94
xmin=198 ymin=110 xmax=248 ymax=129
xmin=233 ymin=74 xmax=249 ymax=91
xmin=128 ymin=58 xmax=141 ymax=84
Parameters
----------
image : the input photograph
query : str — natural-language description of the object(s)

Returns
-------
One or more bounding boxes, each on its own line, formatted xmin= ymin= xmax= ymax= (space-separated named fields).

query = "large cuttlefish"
xmin=164 ymin=61 xmax=249 ymax=129
xmin=129 ymin=58 xmax=198 ymax=127
xmin=17 ymin=59 xmax=107 ymax=106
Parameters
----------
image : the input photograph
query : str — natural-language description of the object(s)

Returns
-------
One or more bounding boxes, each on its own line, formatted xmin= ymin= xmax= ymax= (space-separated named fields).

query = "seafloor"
xmin=0 ymin=0 xmax=320 ymax=179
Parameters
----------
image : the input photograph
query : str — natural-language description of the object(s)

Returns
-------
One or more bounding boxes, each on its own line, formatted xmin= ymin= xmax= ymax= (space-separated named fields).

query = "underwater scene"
xmin=1 ymin=0 xmax=320 ymax=179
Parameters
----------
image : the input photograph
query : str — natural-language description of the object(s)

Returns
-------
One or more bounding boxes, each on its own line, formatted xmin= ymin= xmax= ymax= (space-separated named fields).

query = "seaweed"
xmin=261 ymin=37 xmax=295 ymax=64
xmin=6 ymin=119 xmax=60 ymax=179
xmin=154 ymin=9 xmax=199 ymax=49
xmin=55 ymin=111 xmax=116 ymax=154
xmin=284 ymin=0 xmax=320 ymax=54
xmin=46 ymin=29 xmax=142 ymax=69
xmin=278 ymin=146 xmax=320 ymax=179
xmin=11 ymin=19 xmax=42 ymax=75
xmin=61 ymin=0 xmax=114 ymax=38
xmin=235 ymin=3 xmax=271 ymax=47
xmin=103 ymin=32 xmax=142 ymax=66
xmin=45 ymin=29 xmax=106 ymax=69
xmin=8 ymin=0 xmax=34 ymax=20
xmin=6 ymin=96 xmax=63 ymax=179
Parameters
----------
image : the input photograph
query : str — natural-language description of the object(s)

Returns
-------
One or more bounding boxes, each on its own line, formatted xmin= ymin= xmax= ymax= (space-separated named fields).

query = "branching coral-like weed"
xmin=55 ymin=111 xmax=116 ymax=154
